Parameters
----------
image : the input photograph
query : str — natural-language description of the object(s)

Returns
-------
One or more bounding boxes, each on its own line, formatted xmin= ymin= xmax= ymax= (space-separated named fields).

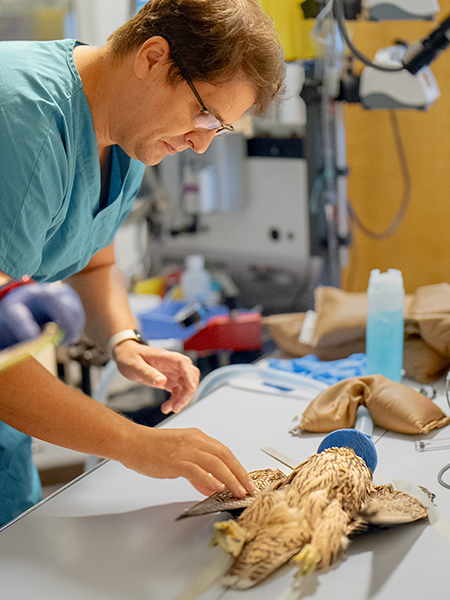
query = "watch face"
xmin=134 ymin=330 xmax=148 ymax=345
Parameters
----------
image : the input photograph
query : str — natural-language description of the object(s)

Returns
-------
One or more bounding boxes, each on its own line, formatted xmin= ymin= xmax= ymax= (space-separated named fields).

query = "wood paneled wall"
xmin=342 ymin=1 xmax=450 ymax=292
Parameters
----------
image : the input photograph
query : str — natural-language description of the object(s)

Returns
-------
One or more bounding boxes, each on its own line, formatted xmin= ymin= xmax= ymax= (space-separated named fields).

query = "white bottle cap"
xmin=185 ymin=254 xmax=205 ymax=270
xmin=368 ymin=268 xmax=404 ymax=293
xmin=368 ymin=268 xmax=404 ymax=310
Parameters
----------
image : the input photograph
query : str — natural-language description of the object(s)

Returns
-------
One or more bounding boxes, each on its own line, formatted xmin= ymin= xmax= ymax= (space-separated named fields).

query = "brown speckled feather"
xmin=176 ymin=468 xmax=286 ymax=519
xmin=358 ymin=484 xmax=428 ymax=525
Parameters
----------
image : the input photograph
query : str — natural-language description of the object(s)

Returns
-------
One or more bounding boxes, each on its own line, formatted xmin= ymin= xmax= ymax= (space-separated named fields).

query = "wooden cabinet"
xmin=342 ymin=0 xmax=450 ymax=292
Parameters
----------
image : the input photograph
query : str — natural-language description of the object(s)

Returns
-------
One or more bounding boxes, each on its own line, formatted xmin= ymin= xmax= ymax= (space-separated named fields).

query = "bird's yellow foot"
xmin=293 ymin=544 xmax=320 ymax=576
xmin=210 ymin=520 xmax=246 ymax=557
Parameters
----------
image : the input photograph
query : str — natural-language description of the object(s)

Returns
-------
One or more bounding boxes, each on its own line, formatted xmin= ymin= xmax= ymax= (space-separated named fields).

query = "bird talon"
xmin=210 ymin=519 xmax=247 ymax=557
xmin=293 ymin=544 xmax=320 ymax=576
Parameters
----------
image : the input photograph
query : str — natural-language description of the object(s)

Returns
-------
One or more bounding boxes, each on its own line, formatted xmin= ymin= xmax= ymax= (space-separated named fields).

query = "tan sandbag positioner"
xmin=299 ymin=374 xmax=450 ymax=435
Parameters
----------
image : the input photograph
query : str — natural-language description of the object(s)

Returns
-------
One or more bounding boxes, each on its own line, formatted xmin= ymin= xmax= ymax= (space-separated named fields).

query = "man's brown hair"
xmin=108 ymin=0 xmax=285 ymax=116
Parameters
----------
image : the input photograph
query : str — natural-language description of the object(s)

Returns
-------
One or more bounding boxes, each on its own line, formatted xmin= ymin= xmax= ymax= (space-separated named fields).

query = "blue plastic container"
xmin=138 ymin=301 xmax=228 ymax=341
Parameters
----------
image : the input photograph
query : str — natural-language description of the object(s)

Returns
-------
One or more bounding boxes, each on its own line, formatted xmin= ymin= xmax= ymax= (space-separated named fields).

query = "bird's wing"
xmin=357 ymin=484 xmax=428 ymax=526
xmin=222 ymin=524 xmax=308 ymax=590
xmin=176 ymin=468 xmax=286 ymax=519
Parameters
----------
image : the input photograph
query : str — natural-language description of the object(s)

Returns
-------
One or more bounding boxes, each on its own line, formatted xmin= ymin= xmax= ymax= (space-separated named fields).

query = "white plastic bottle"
xmin=366 ymin=268 xmax=404 ymax=382
xmin=181 ymin=254 xmax=212 ymax=305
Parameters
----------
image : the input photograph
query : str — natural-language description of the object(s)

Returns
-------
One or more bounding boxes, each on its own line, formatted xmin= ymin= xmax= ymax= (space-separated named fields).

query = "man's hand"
xmin=112 ymin=341 xmax=200 ymax=414
xmin=126 ymin=426 xmax=257 ymax=498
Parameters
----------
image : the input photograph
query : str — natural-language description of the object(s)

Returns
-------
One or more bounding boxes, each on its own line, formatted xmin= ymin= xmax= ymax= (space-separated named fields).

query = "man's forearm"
xmin=0 ymin=351 xmax=256 ymax=499
xmin=0 ymin=357 xmax=137 ymax=463
xmin=66 ymin=245 xmax=137 ymax=353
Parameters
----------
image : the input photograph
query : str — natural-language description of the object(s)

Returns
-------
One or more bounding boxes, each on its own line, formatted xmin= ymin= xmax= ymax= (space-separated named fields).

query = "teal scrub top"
xmin=0 ymin=39 xmax=145 ymax=527
xmin=0 ymin=39 xmax=146 ymax=282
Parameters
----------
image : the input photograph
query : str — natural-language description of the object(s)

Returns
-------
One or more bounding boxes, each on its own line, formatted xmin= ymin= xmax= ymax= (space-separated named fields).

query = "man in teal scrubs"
xmin=0 ymin=0 xmax=285 ymax=526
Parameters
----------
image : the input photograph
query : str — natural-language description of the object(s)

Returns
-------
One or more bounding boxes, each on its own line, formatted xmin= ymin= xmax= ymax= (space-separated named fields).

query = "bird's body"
xmin=218 ymin=447 xmax=374 ymax=589
xmin=181 ymin=446 xmax=429 ymax=590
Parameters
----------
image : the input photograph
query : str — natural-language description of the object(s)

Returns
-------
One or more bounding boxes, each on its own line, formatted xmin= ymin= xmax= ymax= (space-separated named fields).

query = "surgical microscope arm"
xmin=402 ymin=12 xmax=450 ymax=73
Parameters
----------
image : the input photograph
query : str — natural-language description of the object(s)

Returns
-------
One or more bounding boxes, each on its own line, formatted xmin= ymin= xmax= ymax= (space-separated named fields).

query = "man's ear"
xmin=134 ymin=36 xmax=171 ymax=80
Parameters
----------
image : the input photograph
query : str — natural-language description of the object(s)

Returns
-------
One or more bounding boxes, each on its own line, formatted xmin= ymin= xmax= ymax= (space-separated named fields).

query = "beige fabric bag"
xmin=263 ymin=284 xmax=450 ymax=383
xmin=299 ymin=375 xmax=450 ymax=435
xmin=311 ymin=287 xmax=413 ymax=348
xmin=407 ymin=283 xmax=450 ymax=359
xmin=261 ymin=313 xmax=366 ymax=361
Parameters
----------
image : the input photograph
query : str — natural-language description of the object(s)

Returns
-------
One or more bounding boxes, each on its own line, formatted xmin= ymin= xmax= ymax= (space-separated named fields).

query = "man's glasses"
xmin=183 ymin=73 xmax=234 ymax=137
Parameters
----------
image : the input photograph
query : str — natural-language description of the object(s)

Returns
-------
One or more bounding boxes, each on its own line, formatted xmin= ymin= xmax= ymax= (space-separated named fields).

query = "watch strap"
xmin=107 ymin=329 xmax=148 ymax=357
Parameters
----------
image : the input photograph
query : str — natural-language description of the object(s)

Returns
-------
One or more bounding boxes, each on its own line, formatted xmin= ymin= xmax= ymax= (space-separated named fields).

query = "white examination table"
xmin=1 ymin=372 xmax=449 ymax=600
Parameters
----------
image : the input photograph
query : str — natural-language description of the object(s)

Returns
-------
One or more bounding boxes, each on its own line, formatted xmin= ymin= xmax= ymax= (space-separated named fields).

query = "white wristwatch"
xmin=107 ymin=329 xmax=148 ymax=357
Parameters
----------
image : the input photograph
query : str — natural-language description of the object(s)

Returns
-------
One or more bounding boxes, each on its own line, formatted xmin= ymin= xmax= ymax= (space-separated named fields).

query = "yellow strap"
xmin=0 ymin=323 xmax=62 ymax=372
xmin=170 ymin=551 xmax=232 ymax=600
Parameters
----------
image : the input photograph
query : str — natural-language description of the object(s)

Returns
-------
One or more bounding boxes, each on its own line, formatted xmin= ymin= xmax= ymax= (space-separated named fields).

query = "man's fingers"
xmin=161 ymin=385 xmax=193 ymax=414
xmin=140 ymin=348 xmax=200 ymax=390
xmin=184 ymin=448 xmax=256 ymax=498
xmin=119 ymin=352 xmax=168 ymax=387
xmin=210 ymin=446 xmax=256 ymax=496
xmin=141 ymin=364 xmax=167 ymax=387
xmin=184 ymin=464 xmax=227 ymax=497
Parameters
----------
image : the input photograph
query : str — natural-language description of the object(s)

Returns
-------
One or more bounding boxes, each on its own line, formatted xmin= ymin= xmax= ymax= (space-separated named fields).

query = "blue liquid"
xmin=366 ymin=309 xmax=403 ymax=382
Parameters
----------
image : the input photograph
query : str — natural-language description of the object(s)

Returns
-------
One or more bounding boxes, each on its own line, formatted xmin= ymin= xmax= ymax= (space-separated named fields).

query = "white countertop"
xmin=1 ymin=378 xmax=450 ymax=600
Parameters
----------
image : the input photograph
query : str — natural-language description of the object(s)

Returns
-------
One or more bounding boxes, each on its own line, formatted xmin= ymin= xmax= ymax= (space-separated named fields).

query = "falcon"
xmin=178 ymin=447 xmax=430 ymax=590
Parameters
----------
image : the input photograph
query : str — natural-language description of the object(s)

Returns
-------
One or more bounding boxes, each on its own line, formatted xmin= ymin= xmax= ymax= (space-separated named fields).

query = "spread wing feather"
xmin=176 ymin=468 xmax=286 ymax=519
xmin=357 ymin=484 xmax=428 ymax=526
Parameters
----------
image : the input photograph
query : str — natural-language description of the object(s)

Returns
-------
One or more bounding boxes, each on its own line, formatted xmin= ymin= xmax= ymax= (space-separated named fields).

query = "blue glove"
xmin=0 ymin=283 xmax=86 ymax=350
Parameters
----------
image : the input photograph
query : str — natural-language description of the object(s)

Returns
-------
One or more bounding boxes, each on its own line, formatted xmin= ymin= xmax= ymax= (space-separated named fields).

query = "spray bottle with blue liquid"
xmin=366 ymin=268 xmax=404 ymax=383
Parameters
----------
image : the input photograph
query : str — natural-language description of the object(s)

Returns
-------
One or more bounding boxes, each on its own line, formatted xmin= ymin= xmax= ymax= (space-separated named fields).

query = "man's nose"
xmin=186 ymin=129 xmax=216 ymax=154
